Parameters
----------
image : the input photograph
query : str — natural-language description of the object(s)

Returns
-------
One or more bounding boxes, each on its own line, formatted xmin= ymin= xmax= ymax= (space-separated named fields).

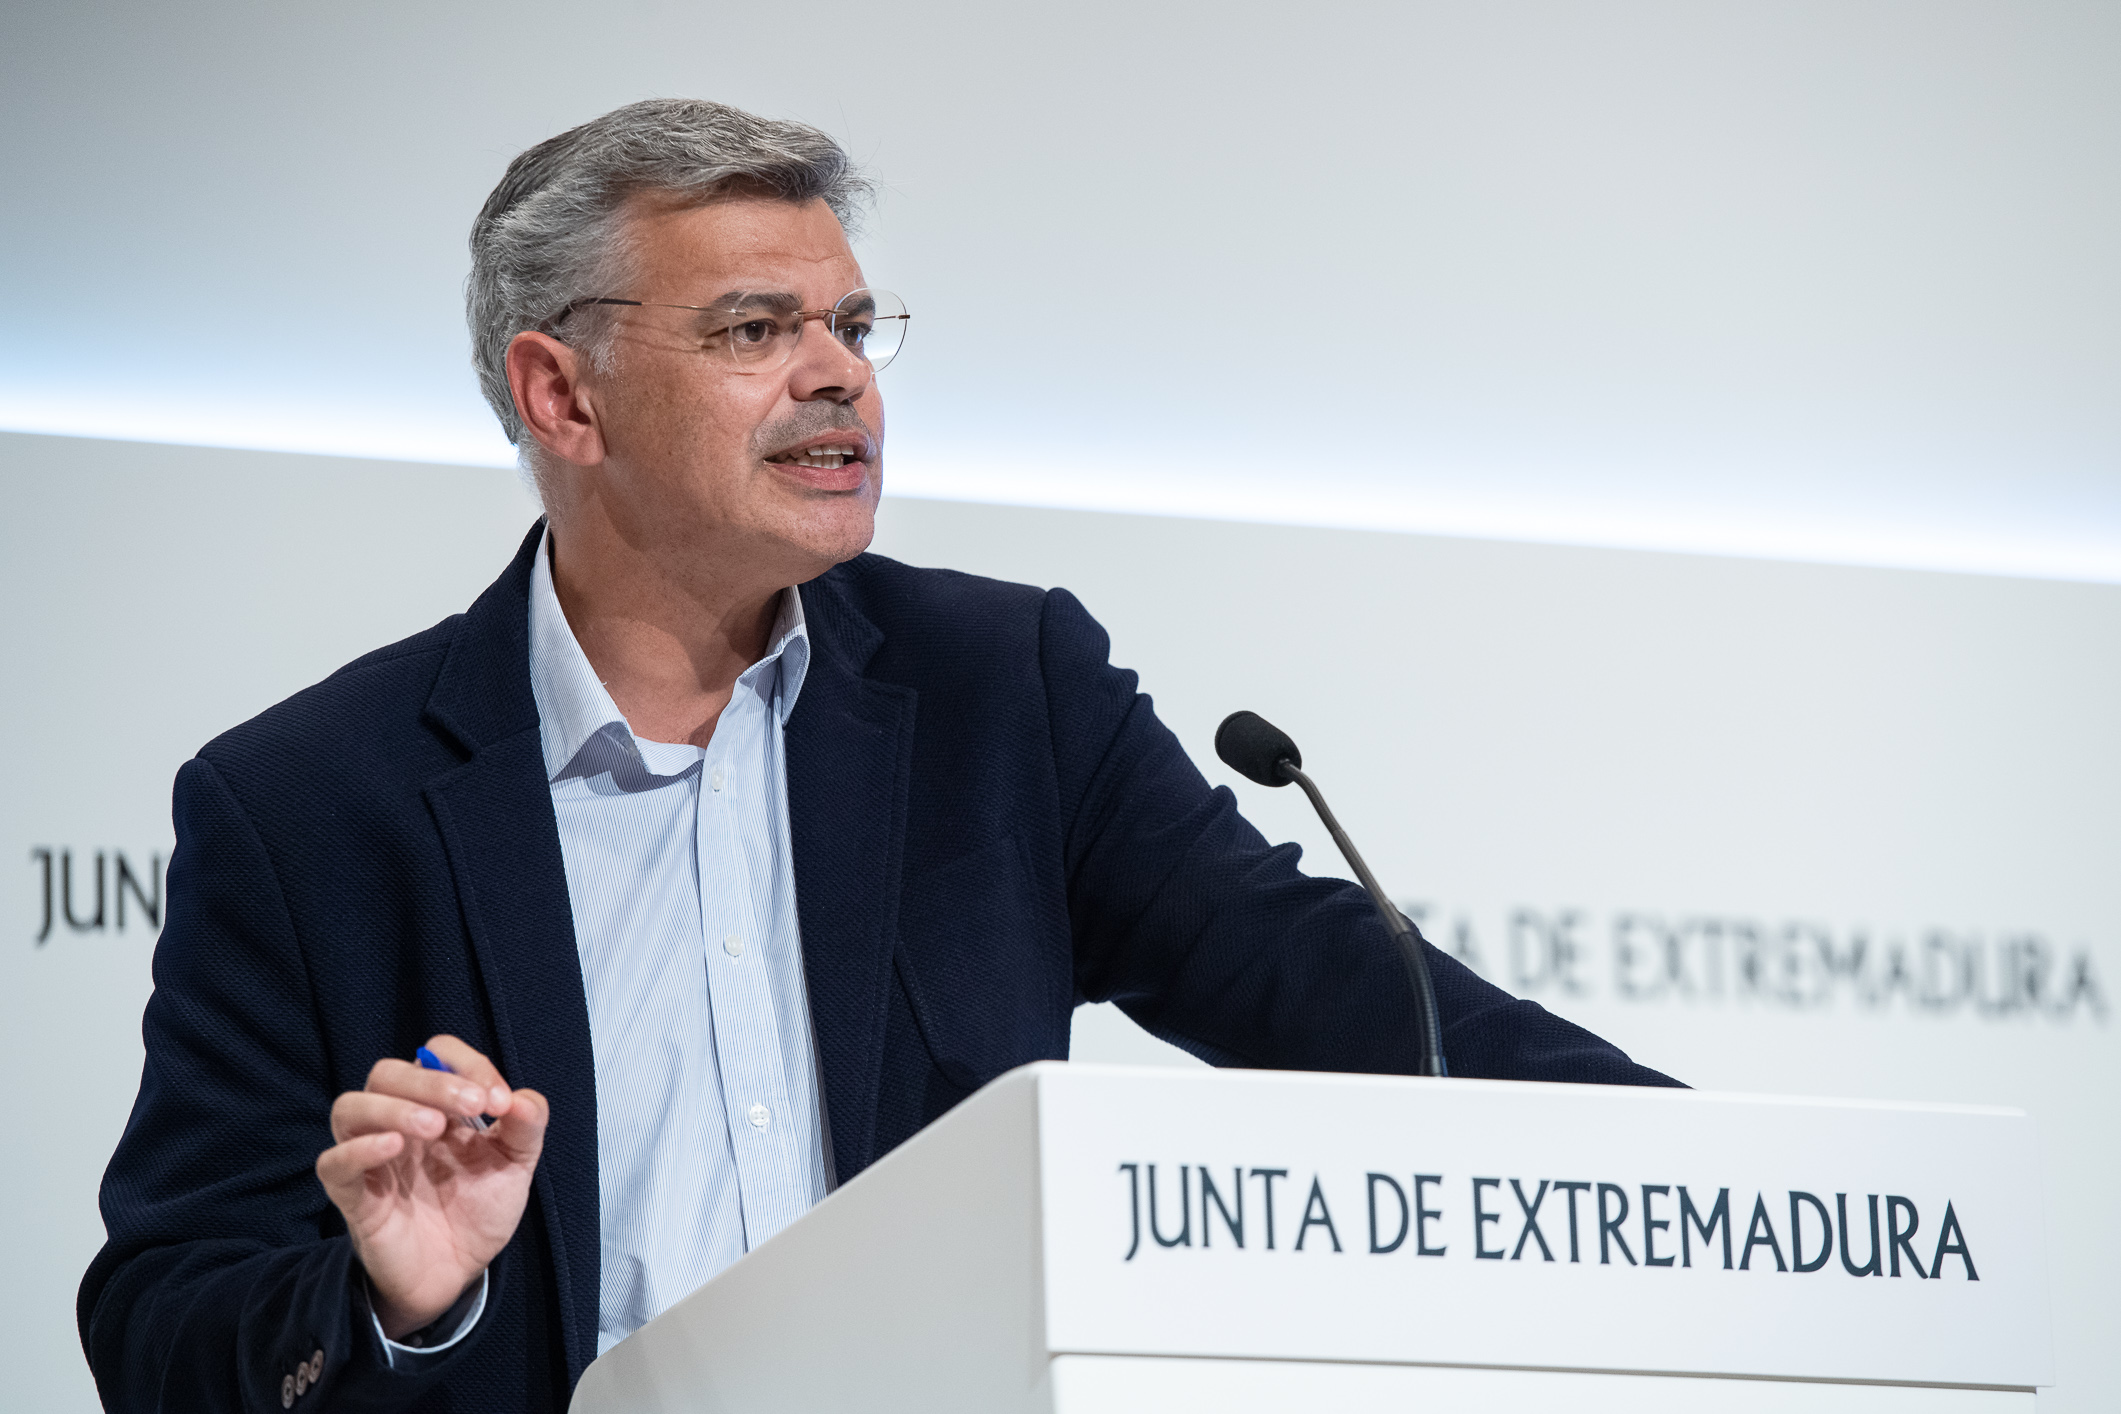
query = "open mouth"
xmin=766 ymin=442 xmax=862 ymax=471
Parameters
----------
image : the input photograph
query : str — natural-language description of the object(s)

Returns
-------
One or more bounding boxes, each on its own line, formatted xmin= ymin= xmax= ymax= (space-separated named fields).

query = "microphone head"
xmin=1215 ymin=710 xmax=1302 ymax=787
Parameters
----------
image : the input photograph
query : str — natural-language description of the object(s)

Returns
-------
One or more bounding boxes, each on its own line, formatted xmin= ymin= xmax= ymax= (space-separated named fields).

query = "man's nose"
xmin=788 ymin=318 xmax=872 ymax=404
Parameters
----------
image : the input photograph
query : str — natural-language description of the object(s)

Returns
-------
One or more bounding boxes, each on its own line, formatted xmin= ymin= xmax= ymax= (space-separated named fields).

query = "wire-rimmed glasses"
xmin=547 ymin=286 xmax=909 ymax=373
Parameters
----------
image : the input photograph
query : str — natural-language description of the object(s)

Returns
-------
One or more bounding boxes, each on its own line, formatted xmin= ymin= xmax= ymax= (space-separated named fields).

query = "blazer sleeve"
xmin=1038 ymin=588 xmax=1681 ymax=1087
xmin=77 ymin=755 xmax=491 ymax=1413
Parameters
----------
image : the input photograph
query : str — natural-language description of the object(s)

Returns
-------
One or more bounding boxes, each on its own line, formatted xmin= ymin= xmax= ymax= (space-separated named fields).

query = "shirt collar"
xmin=526 ymin=528 xmax=811 ymax=784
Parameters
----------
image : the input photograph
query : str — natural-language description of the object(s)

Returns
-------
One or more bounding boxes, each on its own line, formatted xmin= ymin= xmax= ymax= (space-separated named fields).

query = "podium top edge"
xmin=1023 ymin=1061 xmax=2031 ymax=1120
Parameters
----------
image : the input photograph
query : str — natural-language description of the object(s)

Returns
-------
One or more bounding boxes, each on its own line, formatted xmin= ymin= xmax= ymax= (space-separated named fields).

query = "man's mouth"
xmin=767 ymin=442 xmax=862 ymax=470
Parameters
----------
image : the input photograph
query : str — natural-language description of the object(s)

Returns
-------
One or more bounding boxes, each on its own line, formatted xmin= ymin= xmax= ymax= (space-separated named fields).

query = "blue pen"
xmin=415 ymin=1046 xmax=492 ymax=1131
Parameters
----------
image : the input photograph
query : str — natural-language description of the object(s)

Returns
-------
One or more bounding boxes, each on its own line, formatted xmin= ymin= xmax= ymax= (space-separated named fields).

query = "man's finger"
xmin=420 ymin=1035 xmax=505 ymax=1092
xmin=419 ymin=1035 xmax=513 ymax=1118
xmin=315 ymin=1131 xmax=405 ymax=1203
xmin=491 ymin=1086 xmax=549 ymax=1161
xmin=366 ymin=1057 xmax=495 ymax=1122
xmin=332 ymin=1090 xmax=449 ymax=1144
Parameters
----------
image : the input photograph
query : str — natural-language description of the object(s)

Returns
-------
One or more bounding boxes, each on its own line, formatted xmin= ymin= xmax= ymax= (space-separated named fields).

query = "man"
xmin=81 ymin=99 xmax=1675 ymax=1412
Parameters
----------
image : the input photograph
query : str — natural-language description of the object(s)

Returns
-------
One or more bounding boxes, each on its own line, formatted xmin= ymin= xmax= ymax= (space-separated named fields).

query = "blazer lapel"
xmin=786 ymin=567 xmax=917 ymax=1180
xmin=420 ymin=522 xmax=602 ymax=1381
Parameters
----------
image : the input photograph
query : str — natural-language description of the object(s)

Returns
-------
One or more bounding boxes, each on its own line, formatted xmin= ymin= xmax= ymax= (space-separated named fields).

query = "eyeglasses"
xmin=546 ymin=286 xmax=909 ymax=373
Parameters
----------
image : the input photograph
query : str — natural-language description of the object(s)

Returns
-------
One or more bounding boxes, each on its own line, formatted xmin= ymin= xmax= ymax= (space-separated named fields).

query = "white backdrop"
xmin=4 ymin=430 xmax=2114 ymax=1409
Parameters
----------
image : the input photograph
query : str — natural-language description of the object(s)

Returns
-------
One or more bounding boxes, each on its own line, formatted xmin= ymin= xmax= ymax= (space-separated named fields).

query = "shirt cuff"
xmin=364 ymin=1270 xmax=489 ymax=1371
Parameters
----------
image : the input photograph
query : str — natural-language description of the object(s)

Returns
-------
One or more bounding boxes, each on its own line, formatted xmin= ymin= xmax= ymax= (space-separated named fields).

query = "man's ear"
xmin=507 ymin=330 xmax=605 ymax=467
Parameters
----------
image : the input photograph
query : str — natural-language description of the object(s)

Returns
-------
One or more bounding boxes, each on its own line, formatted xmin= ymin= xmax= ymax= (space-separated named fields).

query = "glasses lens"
xmin=706 ymin=291 xmax=803 ymax=367
xmin=830 ymin=288 xmax=909 ymax=372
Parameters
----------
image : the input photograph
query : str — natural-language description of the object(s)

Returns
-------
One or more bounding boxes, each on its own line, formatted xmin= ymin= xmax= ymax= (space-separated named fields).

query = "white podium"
xmin=573 ymin=1064 xmax=2050 ymax=1412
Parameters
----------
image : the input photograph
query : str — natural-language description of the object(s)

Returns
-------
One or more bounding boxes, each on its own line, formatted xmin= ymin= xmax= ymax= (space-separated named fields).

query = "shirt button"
xmin=723 ymin=934 xmax=744 ymax=958
xmin=747 ymin=1103 xmax=771 ymax=1129
xmin=710 ymin=767 xmax=725 ymax=791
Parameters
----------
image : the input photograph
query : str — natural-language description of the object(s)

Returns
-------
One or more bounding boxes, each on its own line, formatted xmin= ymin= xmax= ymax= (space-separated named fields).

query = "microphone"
xmin=1214 ymin=710 xmax=1447 ymax=1078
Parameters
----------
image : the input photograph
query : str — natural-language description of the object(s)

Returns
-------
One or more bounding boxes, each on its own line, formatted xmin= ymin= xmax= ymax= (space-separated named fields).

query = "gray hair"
xmin=466 ymin=98 xmax=872 ymax=449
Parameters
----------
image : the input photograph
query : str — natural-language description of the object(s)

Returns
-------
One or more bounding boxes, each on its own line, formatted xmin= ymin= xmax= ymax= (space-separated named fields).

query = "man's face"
xmin=565 ymin=193 xmax=884 ymax=582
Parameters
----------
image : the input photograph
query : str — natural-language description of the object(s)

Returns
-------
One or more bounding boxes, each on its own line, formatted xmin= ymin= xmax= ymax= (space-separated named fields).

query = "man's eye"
xmin=732 ymin=319 xmax=778 ymax=345
xmin=836 ymin=322 xmax=870 ymax=350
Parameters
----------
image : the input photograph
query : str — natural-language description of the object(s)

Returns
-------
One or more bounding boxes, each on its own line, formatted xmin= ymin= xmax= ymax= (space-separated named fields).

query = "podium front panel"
xmin=574 ymin=1063 xmax=2049 ymax=1412
xmin=1038 ymin=1066 xmax=2047 ymax=1390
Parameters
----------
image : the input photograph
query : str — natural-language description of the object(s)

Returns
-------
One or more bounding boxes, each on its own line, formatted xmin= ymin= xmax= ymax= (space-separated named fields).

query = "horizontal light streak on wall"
xmin=6 ymin=408 xmax=2115 ymax=587
xmin=893 ymin=455 xmax=2121 ymax=588
xmin=0 ymin=396 xmax=518 ymax=472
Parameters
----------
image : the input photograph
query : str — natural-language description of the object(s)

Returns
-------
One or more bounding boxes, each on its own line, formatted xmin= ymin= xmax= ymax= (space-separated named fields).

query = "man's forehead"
xmin=625 ymin=193 xmax=860 ymax=294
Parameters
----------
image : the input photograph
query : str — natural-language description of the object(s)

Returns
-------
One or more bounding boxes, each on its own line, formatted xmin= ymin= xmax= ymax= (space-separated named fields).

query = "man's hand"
xmin=315 ymin=1035 xmax=548 ymax=1338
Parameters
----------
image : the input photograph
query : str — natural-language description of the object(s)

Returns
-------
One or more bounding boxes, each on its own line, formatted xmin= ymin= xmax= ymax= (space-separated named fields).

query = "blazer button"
xmin=281 ymin=1373 xmax=295 ymax=1408
xmin=295 ymin=1363 xmax=309 ymax=1396
xmin=309 ymin=1349 xmax=325 ymax=1382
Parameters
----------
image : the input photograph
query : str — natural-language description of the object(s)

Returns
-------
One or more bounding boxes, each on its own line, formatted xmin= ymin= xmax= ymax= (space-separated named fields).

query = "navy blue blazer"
xmin=80 ymin=523 xmax=1676 ymax=1412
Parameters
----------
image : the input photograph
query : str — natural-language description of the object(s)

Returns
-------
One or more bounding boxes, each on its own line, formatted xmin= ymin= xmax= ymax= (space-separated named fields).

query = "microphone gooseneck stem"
xmin=1281 ymin=762 xmax=1448 ymax=1078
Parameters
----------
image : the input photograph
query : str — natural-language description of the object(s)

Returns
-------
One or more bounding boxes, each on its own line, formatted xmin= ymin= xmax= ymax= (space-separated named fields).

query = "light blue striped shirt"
xmin=528 ymin=530 xmax=831 ymax=1355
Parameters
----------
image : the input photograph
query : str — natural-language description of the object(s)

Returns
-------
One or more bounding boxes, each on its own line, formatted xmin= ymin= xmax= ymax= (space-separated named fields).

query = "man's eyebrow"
xmin=702 ymin=288 xmax=801 ymax=312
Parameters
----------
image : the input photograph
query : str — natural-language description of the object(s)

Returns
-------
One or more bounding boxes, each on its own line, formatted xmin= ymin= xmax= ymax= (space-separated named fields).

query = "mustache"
xmin=752 ymin=406 xmax=874 ymax=459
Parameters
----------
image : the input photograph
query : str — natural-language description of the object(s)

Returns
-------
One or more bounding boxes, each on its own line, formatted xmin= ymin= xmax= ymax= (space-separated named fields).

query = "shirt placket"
xmin=696 ymin=660 xmax=808 ymax=1250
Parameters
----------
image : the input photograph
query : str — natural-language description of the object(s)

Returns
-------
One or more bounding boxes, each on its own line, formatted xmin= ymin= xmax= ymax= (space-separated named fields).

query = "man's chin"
xmin=777 ymin=491 xmax=877 ymax=571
